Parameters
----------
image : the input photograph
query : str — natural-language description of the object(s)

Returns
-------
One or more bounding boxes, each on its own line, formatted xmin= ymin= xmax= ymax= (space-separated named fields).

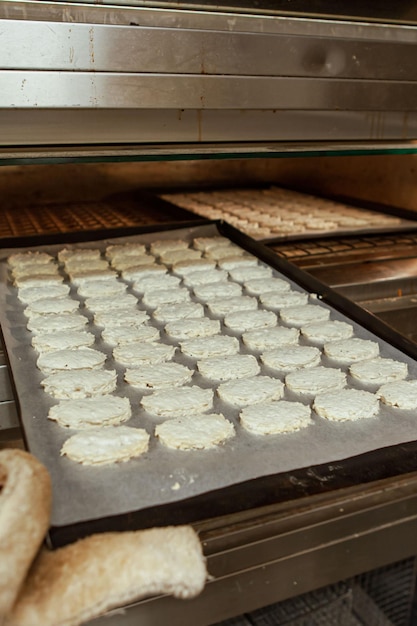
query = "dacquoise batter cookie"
xmin=180 ymin=335 xmax=240 ymax=359
xmin=165 ymin=317 xmax=220 ymax=341
xmin=279 ymin=304 xmax=331 ymax=327
xmin=323 ymin=337 xmax=380 ymax=363
xmin=155 ymin=414 xmax=235 ymax=450
xmin=27 ymin=313 xmax=88 ymax=335
xmin=17 ymin=282 xmax=70 ymax=304
xmin=217 ymin=375 xmax=284 ymax=407
xmin=125 ymin=362 xmax=193 ymax=390
xmin=61 ymin=426 xmax=150 ymax=465
xmin=48 ymin=395 xmax=132 ymax=429
xmin=101 ymin=325 xmax=160 ymax=346
xmin=141 ymin=386 xmax=213 ymax=418
xmin=300 ymin=320 xmax=354 ymax=344
xmin=313 ymin=388 xmax=379 ymax=421
xmin=37 ymin=347 xmax=106 ymax=375
xmin=197 ymin=354 xmax=260 ymax=382
xmin=240 ymin=400 xmax=312 ymax=435
xmin=242 ymin=326 xmax=299 ymax=351
xmin=32 ymin=330 xmax=95 ymax=354
xmin=113 ymin=342 xmax=176 ymax=367
xmin=223 ymin=309 xmax=277 ymax=333
xmin=261 ymin=345 xmax=321 ymax=372
xmin=349 ymin=356 xmax=408 ymax=385
xmin=377 ymin=379 xmax=417 ymax=409
xmin=41 ymin=369 xmax=117 ymax=399
xmin=285 ymin=366 xmax=346 ymax=395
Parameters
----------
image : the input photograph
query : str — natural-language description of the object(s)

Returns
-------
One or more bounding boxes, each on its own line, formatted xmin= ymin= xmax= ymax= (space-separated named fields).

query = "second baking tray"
xmin=2 ymin=221 xmax=417 ymax=547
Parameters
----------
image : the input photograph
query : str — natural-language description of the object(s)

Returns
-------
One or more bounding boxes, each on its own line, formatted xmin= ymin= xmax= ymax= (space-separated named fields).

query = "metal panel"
xmin=3 ymin=20 xmax=417 ymax=79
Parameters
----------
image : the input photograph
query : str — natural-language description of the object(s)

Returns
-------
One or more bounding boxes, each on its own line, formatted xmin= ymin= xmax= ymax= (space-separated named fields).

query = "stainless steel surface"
xmin=2 ymin=2 xmax=417 ymax=150
xmin=87 ymin=474 xmax=417 ymax=625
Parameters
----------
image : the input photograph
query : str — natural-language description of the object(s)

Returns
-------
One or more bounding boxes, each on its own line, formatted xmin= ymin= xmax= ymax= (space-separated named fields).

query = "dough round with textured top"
xmin=197 ymin=354 xmax=260 ymax=381
xmin=61 ymin=426 xmax=150 ymax=465
xmin=285 ymin=366 xmax=346 ymax=395
xmin=25 ymin=297 xmax=79 ymax=318
xmin=243 ymin=277 xmax=291 ymax=296
xmin=125 ymin=362 xmax=193 ymax=389
xmin=172 ymin=258 xmax=216 ymax=276
xmin=150 ymin=239 xmax=189 ymax=256
xmin=141 ymin=386 xmax=213 ymax=417
xmin=8 ymin=250 xmax=54 ymax=268
xmin=121 ymin=264 xmax=166 ymax=282
xmin=155 ymin=413 xmax=235 ymax=450
xmin=132 ymin=274 xmax=181 ymax=293
xmin=101 ymin=325 xmax=159 ymax=346
xmin=76 ymin=279 xmax=127 ymax=298
xmin=224 ymin=309 xmax=277 ymax=333
xmin=69 ymin=269 xmax=117 ymax=286
xmin=193 ymin=236 xmax=231 ymax=251
xmin=217 ymin=256 xmax=259 ymax=271
xmin=64 ymin=259 xmax=109 ymax=276
xmin=183 ymin=269 xmax=228 ymax=286
xmin=260 ymin=291 xmax=308 ymax=311
xmin=313 ymin=388 xmax=379 ymax=421
xmin=94 ymin=309 xmax=149 ymax=328
xmin=113 ymin=342 xmax=175 ymax=367
xmin=228 ymin=265 xmax=273 ymax=283
xmin=48 ymin=395 xmax=132 ymax=429
xmin=242 ymin=326 xmax=299 ymax=351
xmin=217 ymin=375 xmax=284 ymax=407
xmin=37 ymin=347 xmax=106 ymax=375
xmin=152 ymin=302 xmax=204 ymax=323
xmin=377 ymin=379 xmax=417 ymax=409
xmin=84 ymin=293 xmax=138 ymax=313
xmin=160 ymin=248 xmax=202 ymax=266
xmin=105 ymin=242 xmax=147 ymax=259
xmin=27 ymin=313 xmax=88 ymax=335
xmin=180 ymin=335 xmax=239 ymax=359
xmin=207 ymin=296 xmax=258 ymax=317
xmin=142 ymin=288 xmax=190 ymax=308
xmin=279 ymin=304 xmax=330 ymax=327
xmin=109 ymin=254 xmax=153 ymax=271
xmin=301 ymin=320 xmax=354 ymax=344
xmin=32 ymin=330 xmax=95 ymax=353
xmin=14 ymin=274 xmax=65 ymax=289
xmin=58 ymin=247 xmax=101 ymax=264
xmin=17 ymin=282 xmax=70 ymax=304
xmin=323 ymin=337 xmax=379 ymax=363
xmin=193 ymin=282 xmax=242 ymax=301
xmin=204 ymin=246 xmax=246 ymax=261
xmin=41 ymin=369 xmax=117 ymax=399
xmin=261 ymin=345 xmax=321 ymax=372
xmin=11 ymin=262 xmax=59 ymax=281
xmin=349 ymin=357 xmax=408 ymax=385
xmin=240 ymin=400 xmax=312 ymax=435
xmin=165 ymin=317 xmax=220 ymax=341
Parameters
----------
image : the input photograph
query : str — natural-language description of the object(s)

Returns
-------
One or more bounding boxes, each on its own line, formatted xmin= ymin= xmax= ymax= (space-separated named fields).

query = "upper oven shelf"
xmin=2 ymin=1 xmax=417 ymax=158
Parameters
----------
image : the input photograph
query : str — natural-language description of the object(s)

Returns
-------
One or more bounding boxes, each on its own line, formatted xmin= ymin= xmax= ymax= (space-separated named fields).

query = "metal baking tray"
xmin=154 ymin=186 xmax=417 ymax=243
xmin=2 ymin=221 xmax=417 ymax=548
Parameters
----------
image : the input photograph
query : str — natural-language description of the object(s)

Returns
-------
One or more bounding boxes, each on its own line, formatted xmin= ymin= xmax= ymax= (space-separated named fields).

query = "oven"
xmin=2 ymin=2 xmax=417 ymax=625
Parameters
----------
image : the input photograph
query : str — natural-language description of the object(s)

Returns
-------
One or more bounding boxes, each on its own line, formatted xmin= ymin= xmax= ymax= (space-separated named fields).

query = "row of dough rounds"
xmin=8 ymin=237 xmax=417 ymax=466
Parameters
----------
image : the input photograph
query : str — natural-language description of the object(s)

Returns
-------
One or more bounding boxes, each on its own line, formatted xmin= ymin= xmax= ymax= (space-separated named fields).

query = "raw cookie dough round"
xmin=32 ymin=330 xmax=95 ymax=353
xmin=165 ymin=317 xmax=220 ymax=341
xmin=37 ymin=347 xmax=106 ymax=375
xmin=76 ymin=279 xmax=127 ymax=298
xmin=180 ymin=335 xmax=239 ymax=359
xmin=94 ymin=309 xmax=149 ymax=328
xmin=243 ymin=277 xmax=291 ymax=296
xmin=141 ymin=386 xmax=213 ymax=418
xmin=193 ymin=281 xmax=242 ymax=301
xmin=217 ymin=375 xmax=284 ymax=407
xmin=285 ymin=366 xmax=346 ymax=395
xmin=260 ymin=291 xmax=308 ymax=311
xmin=48 ymin=395 xmax=132 ymax=429
xmin=25 ymin=297 xmax=79 ymax=317
xmin=207 ymin=296 xmax=258 ymax=317
xmin=27 ymin=313 xmax=88 ymax=335
xmin=228 ymin=265 xmax=273 ymax=283
xmin=313 ymin=388 xmax=379 ymax=421
xmin=261 ymin=345 xmax=321 ymax=372
xmin=142 ymin=288 xmax=190 ymax=308
xmin=113 ymin=342 xmax=175 ymax=367
xmin=105 ymin=242 xmax=147 ymax=259
xmin=132 ymin=274 xmax=181 ymax=293
xmin=61 ymin=426 xmax=150 ymax=465
xmin=58 ymin=247 xmax=101 ymax=264
xmin=183 ymin=269 xmax=228 ymax=286
xmin=377 ymin=379 xmax=417 ymax=409
xmin=217 ymin=255 xmax=259 ymax=271
xmin=279 ymin=304 xmax=331 ymax=327
xmin=323 ymin=337 xmax=379 ymax=363
xmin=152 ymin=302 xmax=204 ymax=323
xmin=240 ymin=400 xmax=312 ymax=434
xmin=223 ymin=309 xmax=277 ymax=333
xmin=17 ymin=282 xmax=70 ymax=304
xmin=84 ymin=293 xmax=138 ymax=313
xmin=41 ymin=369 xmax=117 ymax=399
xmin=155 ymin=413 xmax=235 ymax=450
xmin=349 ymin=356 xmax=408 ymax=385
xmin=121 ymin=264 xmax=166 ymax=282
xmin=101 ymin=325 xmax=159 ymax=346
xmin=125 ymin=362 xmax=193 ymax=389
xmin=8 ymin=250 xmax=55 ymax=268
xmin=242 ymin=326 xmax=300 ymax=351
xmin=300 ymin=320 xmax=354 ymax=344
xmin=197 ymin=354 xmax=260 ymax=382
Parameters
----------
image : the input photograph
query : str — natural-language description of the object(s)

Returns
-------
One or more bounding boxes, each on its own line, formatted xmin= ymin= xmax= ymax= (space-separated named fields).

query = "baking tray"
xmin=2 ymin=221 xmax=417 ymax=548
xmin=154 ymin=186 xmax=417 ymax=243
